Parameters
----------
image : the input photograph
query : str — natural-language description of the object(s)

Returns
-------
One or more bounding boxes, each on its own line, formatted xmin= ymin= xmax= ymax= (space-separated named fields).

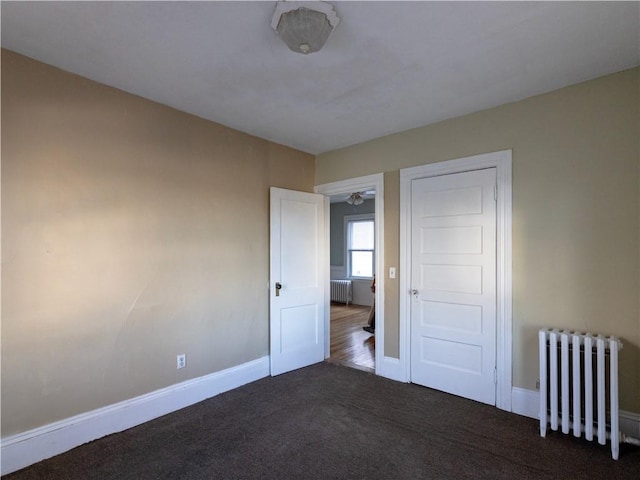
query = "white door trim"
xmin=315 ymin=174 xmax=385 ymax=376
xmin=400 ymin=150 xmax=513 ymax=412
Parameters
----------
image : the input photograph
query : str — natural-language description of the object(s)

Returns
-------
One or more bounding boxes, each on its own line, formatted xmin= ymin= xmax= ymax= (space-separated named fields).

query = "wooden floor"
xmin=328 ymin=303 xmax=375 ymax=372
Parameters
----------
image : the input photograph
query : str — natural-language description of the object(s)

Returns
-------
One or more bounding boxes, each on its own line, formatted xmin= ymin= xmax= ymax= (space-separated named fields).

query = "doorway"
xmin=328 ymin=194 xmax=376 ymax=372
xmin=315 ymin=173 xmax=385 ymax=376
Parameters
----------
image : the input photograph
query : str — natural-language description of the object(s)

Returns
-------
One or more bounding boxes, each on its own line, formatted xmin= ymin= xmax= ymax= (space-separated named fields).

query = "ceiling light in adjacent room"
xmin=347 ymin=192 xmax=364 ymax=206
xmin=271 ymin=1 xmax=340 ymax=55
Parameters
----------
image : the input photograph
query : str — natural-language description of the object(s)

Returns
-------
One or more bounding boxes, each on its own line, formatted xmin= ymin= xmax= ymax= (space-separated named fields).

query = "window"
xmin=346 ymin=215 xmax=374 ymax=278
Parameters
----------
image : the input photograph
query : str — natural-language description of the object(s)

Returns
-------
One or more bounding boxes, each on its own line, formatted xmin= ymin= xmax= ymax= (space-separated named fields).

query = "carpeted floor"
xmin=4 ymin=362 xmax=639 ymax=479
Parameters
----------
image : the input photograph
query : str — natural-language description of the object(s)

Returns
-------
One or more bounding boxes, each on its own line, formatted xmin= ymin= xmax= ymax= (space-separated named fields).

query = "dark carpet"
xmin=4 ymin=362 xmax=639 ymax=479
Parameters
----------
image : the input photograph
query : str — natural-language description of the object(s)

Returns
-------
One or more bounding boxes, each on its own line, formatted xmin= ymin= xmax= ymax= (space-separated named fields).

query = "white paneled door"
xmin=410 ymin=168 xmax=497 ymax=405
xmin=270 ymin=187 xmax=325 ymax=376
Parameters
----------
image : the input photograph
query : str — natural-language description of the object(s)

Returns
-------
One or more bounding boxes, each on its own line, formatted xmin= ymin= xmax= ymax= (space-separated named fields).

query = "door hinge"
xmin=493 ymin=367 xmax=498 ymax=384
xmin=494 ymin=184 xmax=498 ymax=202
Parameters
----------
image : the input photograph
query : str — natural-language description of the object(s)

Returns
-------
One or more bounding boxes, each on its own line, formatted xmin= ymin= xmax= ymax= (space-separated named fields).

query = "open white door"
xmin=270 ymin=187 xmax=325 ymax=376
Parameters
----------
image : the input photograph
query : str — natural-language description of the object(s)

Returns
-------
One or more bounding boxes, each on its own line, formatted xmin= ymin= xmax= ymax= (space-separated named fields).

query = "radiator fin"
xmin=538 ymin=328 xmax=622 ymax=460
xmin=330 ymin=280 xmax=352 ymax=305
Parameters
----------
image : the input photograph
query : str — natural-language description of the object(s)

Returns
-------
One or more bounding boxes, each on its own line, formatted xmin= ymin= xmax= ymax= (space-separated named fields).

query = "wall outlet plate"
xmin=177 ymin=354 xmax=186 ymax=369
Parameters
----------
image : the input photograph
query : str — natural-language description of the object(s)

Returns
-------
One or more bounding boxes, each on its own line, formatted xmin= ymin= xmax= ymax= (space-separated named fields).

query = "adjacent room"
xmin=328 ymin=191 xmax=377 ymax=372
xmin=2 ymin=1 xmax=639 ymax=477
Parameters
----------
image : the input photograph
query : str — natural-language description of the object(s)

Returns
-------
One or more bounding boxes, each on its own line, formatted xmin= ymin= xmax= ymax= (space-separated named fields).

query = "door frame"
xmin=399 ymin=150 xmax=513 ymax=411
xmin=315 ymin=173 xmax=384 ymax=376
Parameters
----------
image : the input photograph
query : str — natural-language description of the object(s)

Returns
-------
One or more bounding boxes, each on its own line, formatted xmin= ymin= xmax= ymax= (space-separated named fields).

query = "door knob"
xmin=275 ymin=282 xmax=282 ymax=297
xmin=411 ymin=289 xmax=418 ymax=295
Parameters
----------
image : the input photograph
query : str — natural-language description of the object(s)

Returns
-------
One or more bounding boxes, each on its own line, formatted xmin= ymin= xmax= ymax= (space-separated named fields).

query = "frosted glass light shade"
xmin=272 ymin=2 xmax=340 ymax=55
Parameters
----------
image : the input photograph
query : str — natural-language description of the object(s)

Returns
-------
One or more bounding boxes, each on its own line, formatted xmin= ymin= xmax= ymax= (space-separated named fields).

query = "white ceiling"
xmin=2 ymin=1 xmax=638 ymax=155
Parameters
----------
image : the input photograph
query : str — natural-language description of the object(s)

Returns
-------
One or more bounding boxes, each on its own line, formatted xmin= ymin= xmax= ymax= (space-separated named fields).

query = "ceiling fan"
xmin=346 ymin=190 xmax=375 ymax=205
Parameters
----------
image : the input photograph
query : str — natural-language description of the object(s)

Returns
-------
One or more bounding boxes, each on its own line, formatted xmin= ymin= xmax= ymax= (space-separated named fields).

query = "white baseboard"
xmin=379 ymin=356 xmax=408 ymax=383
xmin=509 ymin=387 xmax=640 ymax=439
xmin=511 ymin=387 xmax=539 ymax=420
xmin=0 ymin=356 xmax=270 ymax=476
xmin=620 ymin=410 xmax=640 ymax=438
xmin=3 ymin=365 xmax=636 ymax=475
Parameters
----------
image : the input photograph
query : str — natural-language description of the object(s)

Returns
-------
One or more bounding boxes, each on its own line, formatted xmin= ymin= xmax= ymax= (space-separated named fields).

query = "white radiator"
xmin=538 ymin=328 xmax=623 ymax=459
xmin=330 ymin=280 xmax=352 ymax=305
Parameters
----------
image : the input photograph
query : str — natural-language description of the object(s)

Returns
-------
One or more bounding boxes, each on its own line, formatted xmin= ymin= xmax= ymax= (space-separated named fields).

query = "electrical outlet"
xmin=177 ymin=354 xmax=186 ymax=369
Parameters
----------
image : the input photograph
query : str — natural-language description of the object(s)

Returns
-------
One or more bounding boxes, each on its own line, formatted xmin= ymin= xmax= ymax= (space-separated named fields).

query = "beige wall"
xmin=317 ymin=68 xmax=640 ymax=412
xmin=2 ymin=48 xmax=638 ymax=439
xmin=1 ymin=50 xmax=315 ymax=436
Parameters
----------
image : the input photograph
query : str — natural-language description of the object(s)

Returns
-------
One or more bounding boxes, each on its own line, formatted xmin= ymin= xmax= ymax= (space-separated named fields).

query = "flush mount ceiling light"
xmin=346 ymin=192 xmax=364 ymax=206
xmin=271 ymin=1 xmax=340 ymax=55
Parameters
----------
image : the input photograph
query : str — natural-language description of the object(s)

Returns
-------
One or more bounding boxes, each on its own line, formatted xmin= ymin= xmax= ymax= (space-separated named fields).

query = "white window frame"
xmin=345 ymin=213 xmax=375 ymax=279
